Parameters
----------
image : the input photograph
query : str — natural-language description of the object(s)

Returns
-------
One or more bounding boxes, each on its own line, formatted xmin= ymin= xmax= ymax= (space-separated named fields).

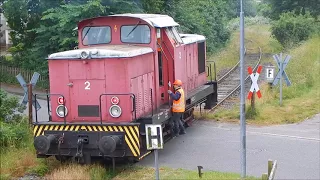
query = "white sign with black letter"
xmin=145 ymin=124 xmax=163 ymax=150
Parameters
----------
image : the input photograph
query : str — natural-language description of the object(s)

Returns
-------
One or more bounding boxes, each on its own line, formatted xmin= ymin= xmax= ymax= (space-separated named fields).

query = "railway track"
xmin=205 ymin=40 xmax=262 ymax=112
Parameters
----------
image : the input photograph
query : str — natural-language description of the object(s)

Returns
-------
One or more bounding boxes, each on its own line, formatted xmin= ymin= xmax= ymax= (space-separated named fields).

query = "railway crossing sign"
xmin=145 ymin=124 xmax=163 ymax=150
xmin=247 ymin=65 xmax=262 ymax=100
xmin=272 ymin=54 xmax=291 ymax=87
xmin=16 ymin=72 xmax=41 ymax=111
xmin=272 ymin=53 xmax=292 ymax=106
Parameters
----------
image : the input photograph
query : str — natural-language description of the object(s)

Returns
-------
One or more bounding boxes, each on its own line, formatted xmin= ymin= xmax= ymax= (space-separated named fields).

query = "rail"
xmin=207 ymin=41 xmax=262 ymax=112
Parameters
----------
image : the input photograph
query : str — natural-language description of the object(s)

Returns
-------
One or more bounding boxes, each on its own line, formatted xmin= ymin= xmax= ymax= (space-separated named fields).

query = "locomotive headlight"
xmin=80 ymin=51 xmax=89 ymax=59
xmin=56 ymin=105 xmax=68 ymax=117
xmin=109 ymin=105 xmax=121 ymax=118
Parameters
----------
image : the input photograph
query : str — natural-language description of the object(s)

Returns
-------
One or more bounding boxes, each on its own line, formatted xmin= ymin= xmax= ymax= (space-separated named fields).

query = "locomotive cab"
xmin=32 ymin=14 xmax=218 ymax=164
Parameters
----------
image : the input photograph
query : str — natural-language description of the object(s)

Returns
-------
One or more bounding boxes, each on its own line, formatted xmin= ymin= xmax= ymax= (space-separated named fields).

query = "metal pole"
xmin=280 ymin=53 xmax=283 ymax=106
xmin=28 ymin=83 xmax=33 ymax=125
xmin=155 ymin=149 xmax=159 ymax=180
xmin=239 ymin=0 xmax=246 ymax=178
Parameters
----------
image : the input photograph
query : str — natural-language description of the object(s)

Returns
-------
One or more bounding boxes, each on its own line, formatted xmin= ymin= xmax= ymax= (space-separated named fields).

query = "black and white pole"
xmin=239 ymin=0 xmax=246 ymax=178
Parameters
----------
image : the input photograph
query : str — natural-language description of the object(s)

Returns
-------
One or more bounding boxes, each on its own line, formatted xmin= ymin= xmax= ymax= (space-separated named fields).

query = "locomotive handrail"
xmin=34 ymin=93 xmax=67 ymax=124
xmin=206 ymin=61 xmax=217 ymax=82
xmin=99 ymin=93 xmax=136 ymax=124
xmin=162 ymin=41 xmax=174 ymax=61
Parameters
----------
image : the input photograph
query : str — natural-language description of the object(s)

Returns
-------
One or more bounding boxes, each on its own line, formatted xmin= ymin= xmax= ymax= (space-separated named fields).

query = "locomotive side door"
xmin=156 ymin=28 xmax=175 ymax=105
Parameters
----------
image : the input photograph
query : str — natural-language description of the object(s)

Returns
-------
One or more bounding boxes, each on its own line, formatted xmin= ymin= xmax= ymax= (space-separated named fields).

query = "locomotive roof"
xmin=79 ymin=13 xmax=179 ymax=28
xmin=48 ymin=45 xmax=153 ymax=60
xmin=110 ymin=14 xmax=179 ymax=27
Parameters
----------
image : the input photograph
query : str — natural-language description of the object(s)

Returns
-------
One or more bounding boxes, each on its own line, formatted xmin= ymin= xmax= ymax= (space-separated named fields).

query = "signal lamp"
xmin=111 ymin=96 xmax=119 ymax=105
xmin=57 ymin=96 xmax=65 ymax=105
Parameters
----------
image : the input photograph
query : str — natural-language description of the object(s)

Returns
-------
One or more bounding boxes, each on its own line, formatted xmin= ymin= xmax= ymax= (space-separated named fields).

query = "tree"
xmin=265 ymin=0 xmax=320 ymax=20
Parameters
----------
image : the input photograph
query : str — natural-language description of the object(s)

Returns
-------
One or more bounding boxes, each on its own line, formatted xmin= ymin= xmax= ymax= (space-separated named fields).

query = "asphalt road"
xmin=10 ymin=93 xmax=320 ymax=179
xmin=137 ymin=115 xmax=320 ymax=180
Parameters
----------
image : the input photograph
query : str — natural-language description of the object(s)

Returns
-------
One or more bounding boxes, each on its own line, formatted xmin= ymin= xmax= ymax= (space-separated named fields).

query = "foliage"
xmin=168 ymin=0 xmax=231 ymax=53
xmin=227 ymin=16 xmax=271 ymax=31
xmin=264 ymin=0 xmax=320 ymax=20
xmin=271 ymin=12 xmax=318 ymax=48
xmin=224 ymin=0 xmax=258 ymax=18
xmin=0 ymin=89 xmax=30 ymax=149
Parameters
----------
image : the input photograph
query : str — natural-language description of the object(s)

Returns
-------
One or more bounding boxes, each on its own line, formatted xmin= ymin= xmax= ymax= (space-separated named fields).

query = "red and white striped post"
xmin=248 ymin=65 xmax=262 ymax=100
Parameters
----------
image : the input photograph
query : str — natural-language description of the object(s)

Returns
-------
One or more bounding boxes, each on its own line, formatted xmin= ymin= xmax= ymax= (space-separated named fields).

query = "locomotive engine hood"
xmin=48 ymin=45 xmax=153 ymax=60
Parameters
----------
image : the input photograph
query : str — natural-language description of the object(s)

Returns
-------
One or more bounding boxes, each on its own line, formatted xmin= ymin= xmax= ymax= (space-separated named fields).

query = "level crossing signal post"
xmin=145 ymin=124 xmax=163 ymax=180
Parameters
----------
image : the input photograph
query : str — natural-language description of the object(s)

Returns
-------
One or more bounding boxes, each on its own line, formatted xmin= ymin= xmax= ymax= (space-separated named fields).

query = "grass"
xmin=113 ymin=166 xmax=259 ymax=180
xmin=204 ymin=32 xmax=320 ymax=125
xmin=44 ymin=164 xmax=259 ymax=180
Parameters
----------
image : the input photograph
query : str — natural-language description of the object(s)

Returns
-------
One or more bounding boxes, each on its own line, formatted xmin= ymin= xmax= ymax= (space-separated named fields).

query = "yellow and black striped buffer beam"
xmin=33 ymin=124 xmax=140 ymax=157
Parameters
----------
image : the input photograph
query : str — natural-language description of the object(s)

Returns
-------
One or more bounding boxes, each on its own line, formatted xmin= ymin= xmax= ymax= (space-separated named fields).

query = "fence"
xmin=0 ymin=65 xmax=48 ymax=89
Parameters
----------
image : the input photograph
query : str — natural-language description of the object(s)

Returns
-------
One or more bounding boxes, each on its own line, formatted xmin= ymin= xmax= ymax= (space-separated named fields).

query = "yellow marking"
xmin=134 ymin=126 xmax=139 ymax=135
xmin=113 ymin=126 xmax=119 ymax=131
xmin=37 ymin=125 xmax=44 ymax=137
xmin=124 ymin=126 xmax=140 ymax=155
xmin=87 ymin=126 xmax=93 ymax=131
xmin=119 ymin=126 xmax=138 ymax=156
xmin=108 ymin=126 xmax=113 ymax=131
xmin=44 ymin=125 xmax=49 ymax=131
xmin=81 ymin=125 xmax=86 ymax=131
xmin=59 ymin=126 xmax=64 ymax=131
xmin=49 ymin=126 xmax=54 ymax=130
xmin=65 ymin=125 xmax=70 ymax=131
xmin=125 ymin=136 xmax=137 ymax=157
xmin=139 ymin=151 xmax=151 ymax=160
xmin=69 ymin=125 xmax=74 ymax=131
xmin=75 ymin=125 xmax=80 ymax=131
xmin=97 ymin=126 xmax=102 ymax=131
xmin=54 ymin=126 xmax=59 ymax=130
xmin=129 ymin=126 xmax=140 ymax=147
xmin=103 ymin=126 xmax=108 ymax=131
xmin=33 ymin=125 xmax=39 ymax=135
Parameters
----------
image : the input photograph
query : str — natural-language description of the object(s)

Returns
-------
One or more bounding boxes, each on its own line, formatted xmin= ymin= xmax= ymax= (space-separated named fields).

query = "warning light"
xmin=111 ymin=96 xmax=119 ymax=105
xmin=58 ymin=96 xmax=65 ymax=105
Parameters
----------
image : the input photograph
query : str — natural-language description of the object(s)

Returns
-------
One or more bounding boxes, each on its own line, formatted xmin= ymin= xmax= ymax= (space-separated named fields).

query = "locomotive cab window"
xmin=198 ymin=41 xmax=205 ymax=74
xmin=82 ymin=26 xmax=111 ymax=45
xmin=121 ymin=25 xmax=151 ymax=44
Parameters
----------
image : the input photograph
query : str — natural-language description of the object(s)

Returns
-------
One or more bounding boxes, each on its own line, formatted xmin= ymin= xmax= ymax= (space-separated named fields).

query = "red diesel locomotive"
xmin=33 ymin=13 xmax=217 ymax=164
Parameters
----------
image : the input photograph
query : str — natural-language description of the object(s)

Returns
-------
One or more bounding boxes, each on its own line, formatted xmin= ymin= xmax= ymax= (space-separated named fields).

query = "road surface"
xmin=137 ymin=115 xmax=320 ymax=179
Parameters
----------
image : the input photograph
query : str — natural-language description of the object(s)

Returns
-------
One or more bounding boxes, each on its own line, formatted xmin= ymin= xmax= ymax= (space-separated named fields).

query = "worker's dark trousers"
xmin=171 ymin=112 xmax=186 ymax=136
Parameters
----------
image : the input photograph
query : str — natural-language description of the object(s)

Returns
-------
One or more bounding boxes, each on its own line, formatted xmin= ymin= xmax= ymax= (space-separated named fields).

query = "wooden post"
xmin=262 ymin=173 xmax=268 ymax=180
xmin=268 ymin=160 xmax=273 ymax=177
xmin=251 ymin=91 xmax=255 ymax=110
xmin=28 ymin=83 xmax=33 ymax=125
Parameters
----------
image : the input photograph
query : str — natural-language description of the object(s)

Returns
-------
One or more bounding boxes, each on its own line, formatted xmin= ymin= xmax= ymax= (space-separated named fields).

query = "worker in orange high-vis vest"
xmin=168 ymin=79 xmax=186 ymax=137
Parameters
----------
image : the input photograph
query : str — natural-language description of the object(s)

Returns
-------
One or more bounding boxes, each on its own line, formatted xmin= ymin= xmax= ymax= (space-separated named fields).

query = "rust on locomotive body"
xmin=33 ymin=13 xmax=218 ymax=164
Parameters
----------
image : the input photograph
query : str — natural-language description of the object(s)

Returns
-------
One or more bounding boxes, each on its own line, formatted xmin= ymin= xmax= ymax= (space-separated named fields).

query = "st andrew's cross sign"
xmin=16 ymin=72 xmax=41 ymax=111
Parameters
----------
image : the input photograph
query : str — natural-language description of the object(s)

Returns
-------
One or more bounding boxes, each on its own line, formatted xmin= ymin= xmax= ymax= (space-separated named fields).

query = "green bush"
xmin=0 ymin=89 xmax=31 ymax=149
xmin=271 ymin=12 xmax=317 ymax=48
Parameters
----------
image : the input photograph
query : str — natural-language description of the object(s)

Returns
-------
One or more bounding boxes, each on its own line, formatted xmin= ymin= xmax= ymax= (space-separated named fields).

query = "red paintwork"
xmin=48 ymin=15 xmax=207 ymax=123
